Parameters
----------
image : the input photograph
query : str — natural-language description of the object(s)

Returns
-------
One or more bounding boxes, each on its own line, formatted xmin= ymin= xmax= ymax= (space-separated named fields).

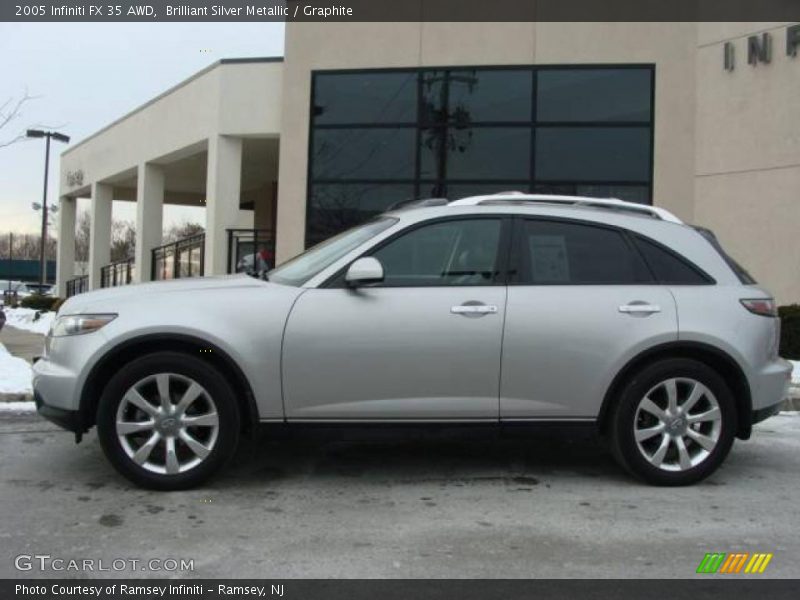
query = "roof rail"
xmin=448 ymin=193 xmax=683 ymax=224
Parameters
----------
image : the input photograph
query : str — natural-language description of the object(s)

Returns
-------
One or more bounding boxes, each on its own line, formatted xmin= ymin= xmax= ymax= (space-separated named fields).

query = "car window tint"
xmin=634 ymin=236 xmax=711 ymax=285
xmin=519 ymin=220 xmax=648 ymax=285
xmin=371 ymin=219 xmax=502 ymax=287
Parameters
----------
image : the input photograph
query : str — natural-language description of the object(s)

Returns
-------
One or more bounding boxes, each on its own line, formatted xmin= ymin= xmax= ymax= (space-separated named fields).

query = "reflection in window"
xmin=420 ymin=127 xmax=531 ymax=181
xmin=314 ymin=72 xmax=418 ymax=125
xmin=308 ymin=66 xmax=654 ymax=246
xmin=421 ymin=70 xmax=532 ymax=124
xmin=372 ymin=219 xmax=501 ymax=287
xmin=312 ymin=129 xmax=417 ymax=181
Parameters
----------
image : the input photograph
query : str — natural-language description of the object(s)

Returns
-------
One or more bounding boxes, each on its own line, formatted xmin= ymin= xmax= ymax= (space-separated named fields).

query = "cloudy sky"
xmin=0 ymin=22 xmax=285 ymax=234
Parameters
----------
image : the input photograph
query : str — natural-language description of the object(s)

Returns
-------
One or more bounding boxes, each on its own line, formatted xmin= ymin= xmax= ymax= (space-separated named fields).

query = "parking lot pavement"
xmin=1 ymin=410 xmax=798 ymax=579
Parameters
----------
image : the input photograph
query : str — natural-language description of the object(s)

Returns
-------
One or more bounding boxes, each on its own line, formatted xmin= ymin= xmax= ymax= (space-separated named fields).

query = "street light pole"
xmin=27 ymin=129 xmax=70 ymax=288
xmin=39 ymin=134 xmax=51 ymax=287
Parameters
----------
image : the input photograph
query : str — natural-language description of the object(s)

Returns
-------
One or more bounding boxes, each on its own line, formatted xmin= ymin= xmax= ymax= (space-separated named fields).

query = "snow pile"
xmin=0 ymin=341 xmax=33 ymax=395
xmin=790 ymin=360 xmax=800 ymax=385
xmin=1 ymin=307 xmax=55 ymax=335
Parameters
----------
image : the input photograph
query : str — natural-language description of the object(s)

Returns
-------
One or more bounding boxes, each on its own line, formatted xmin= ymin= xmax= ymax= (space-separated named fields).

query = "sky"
xmin=0 ymin=22 xmax=285 ymax=234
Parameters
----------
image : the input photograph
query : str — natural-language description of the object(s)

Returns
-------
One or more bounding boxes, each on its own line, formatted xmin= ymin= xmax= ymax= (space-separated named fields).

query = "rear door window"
xmin=513 ymin=219 xmax=650 ymax=285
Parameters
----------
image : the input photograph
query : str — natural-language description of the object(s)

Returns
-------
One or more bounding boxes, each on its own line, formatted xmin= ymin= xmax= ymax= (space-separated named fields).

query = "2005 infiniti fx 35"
xmin=34 ymin=194 xmax=792 ymax=490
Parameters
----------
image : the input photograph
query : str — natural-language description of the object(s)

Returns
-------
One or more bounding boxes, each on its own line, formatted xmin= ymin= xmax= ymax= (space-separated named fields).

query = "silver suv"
xmin=33 ymin=194 xmax=791 ymax=489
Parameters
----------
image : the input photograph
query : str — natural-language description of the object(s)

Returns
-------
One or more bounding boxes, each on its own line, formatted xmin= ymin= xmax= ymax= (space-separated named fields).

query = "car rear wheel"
xmin=609 ymin=358 xmax=737 ymax=486
xmin=97 ymin=352 xmax=240 ymax=490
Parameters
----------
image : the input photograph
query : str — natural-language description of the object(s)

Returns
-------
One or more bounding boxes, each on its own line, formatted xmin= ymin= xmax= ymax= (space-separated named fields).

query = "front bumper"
xmin=34 ymin=391 xmax=84 ymax=435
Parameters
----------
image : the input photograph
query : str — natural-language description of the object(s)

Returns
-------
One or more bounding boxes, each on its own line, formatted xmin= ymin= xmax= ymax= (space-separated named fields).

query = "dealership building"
xmin=57 ymin=22 xmax=800 ymax=302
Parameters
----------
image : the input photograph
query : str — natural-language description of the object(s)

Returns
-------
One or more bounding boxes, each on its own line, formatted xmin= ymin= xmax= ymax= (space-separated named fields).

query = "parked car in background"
xmin=33 ymin=194 xmax=792 ymax=490
xmin=18 ymin=283 xmax=54 ymax=297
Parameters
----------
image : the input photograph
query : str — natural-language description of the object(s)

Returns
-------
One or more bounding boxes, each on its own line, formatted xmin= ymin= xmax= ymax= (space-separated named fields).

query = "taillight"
xmin=740 ymin=298 xmax=777 ymax=317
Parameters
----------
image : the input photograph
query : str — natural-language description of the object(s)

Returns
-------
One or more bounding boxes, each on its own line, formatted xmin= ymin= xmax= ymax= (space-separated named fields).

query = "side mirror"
xmin=345 ymin=257 xmax=384 ymax=287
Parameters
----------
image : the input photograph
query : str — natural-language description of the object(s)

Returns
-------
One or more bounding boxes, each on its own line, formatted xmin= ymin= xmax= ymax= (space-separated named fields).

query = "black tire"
xmin=609 ymin=358 xmax=737 ymax=486
xmin=96 ymin=351 xmax=240 ymax=490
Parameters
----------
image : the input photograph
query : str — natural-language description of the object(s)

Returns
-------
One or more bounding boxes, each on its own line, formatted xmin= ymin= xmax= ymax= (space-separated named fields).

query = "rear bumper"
xmin=751 ymin=358 xmax=792 ymax=411
xmin=751 ymin=399 xmax=784 ymax=426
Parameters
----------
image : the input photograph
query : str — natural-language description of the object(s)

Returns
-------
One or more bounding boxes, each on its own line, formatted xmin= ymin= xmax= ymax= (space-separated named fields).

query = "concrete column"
xmin=204 ymin=135 xmax=242 ymax=276
xmin=134 ymin=163 xmax=164 ymax=283
xmin=55 ymin=196 xmax=76 ymax=297
xmin=88 ymin=182 xmax=113 ymax=290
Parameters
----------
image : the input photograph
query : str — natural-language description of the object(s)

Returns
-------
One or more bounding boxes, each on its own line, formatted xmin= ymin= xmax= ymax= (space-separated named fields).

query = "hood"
xmin=60 ymin=274 xmax=265 ymax=314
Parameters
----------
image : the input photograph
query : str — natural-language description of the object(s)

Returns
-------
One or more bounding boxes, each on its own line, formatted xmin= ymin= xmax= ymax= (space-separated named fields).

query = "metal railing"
xmin=227 ymin=229 xmax=275 ymax=275
xmin=65 ymin=275 xmax=89 ymax=297
xmin=151 ymin=233 xmax=205 ymax=281
xmin=100 ymin=257 xmax=135 ymax=289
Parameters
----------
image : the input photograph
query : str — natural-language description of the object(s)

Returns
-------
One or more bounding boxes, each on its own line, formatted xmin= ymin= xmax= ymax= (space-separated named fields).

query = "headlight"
xmin=50 ymin=314 xmax=117 ymax=337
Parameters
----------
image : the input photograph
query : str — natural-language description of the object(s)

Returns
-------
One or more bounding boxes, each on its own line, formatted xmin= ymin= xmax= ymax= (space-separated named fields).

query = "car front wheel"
xmin=97 ymin=352 xmax=240 ymax=490
xmin=610 ymin=358 xmax=737 ymax=486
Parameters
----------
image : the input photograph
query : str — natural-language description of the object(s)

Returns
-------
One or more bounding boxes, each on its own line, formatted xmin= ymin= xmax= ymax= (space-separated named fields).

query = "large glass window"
xmin=308 ymin=65 xmax=654 ymax=246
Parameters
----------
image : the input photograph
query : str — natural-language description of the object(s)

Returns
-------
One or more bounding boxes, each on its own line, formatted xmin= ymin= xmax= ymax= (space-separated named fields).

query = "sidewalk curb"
xmin=0 ymin=393 xmax=33 ymax=403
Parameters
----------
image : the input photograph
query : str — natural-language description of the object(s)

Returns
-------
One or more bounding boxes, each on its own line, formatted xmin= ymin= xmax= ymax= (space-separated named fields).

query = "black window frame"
xmin=322 ymin=215 xmax=513 ymax=289
xmin=307 ymin=64 xmax=656 ymax=248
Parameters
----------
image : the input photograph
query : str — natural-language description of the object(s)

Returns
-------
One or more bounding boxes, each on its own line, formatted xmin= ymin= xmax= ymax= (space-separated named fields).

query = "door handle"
xmin=451 ymin=304 xmax=498 ymax=316
xmin=619 ymin=303 xmax=661 ymax=315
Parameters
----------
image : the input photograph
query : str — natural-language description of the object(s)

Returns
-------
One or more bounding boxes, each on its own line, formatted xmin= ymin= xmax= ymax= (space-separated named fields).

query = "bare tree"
xmin=0 ymin=231 xmax=56 ymax=261
xmin=111 ymin=220 xmax=136 ymax=262
xmin=74 ymin=211 xmax=91 ymax=263
xmin=0 ymin=90 xmax=37 ymax=149
xmin=163 ymin=221 xmax=205 ymax=244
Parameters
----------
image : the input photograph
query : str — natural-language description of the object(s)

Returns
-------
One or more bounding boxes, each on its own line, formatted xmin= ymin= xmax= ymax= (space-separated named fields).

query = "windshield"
xmin=268 ymin=217 xmax=398 ymax=286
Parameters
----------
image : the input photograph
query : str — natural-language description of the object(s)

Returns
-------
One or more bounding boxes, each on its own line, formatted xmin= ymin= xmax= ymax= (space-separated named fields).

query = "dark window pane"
xmin=450 ymin=70 xmax=532 ymax=123
xmin=313 ymin=72 xmax=417 ymax=125
xmin=634 ymin=236 xmax=710 ymax=285
xmin=372 ymin=219 xmax=501 ymax=287
xmin=519 ymin=220 xmax=648 ymax=285
xmin=312 ymin=128 xmax=416 ymax=180
xmin=537 ymin=69 xmax=652 ymax=122
xmin=420 ymin=127 xmax=531 ymax=180
xmin=307 ymin=184 xmax=414 ymax=246
xmin=535 ymin=127 xmax=651 ymax=182
xmin=534 ymin=183 xmax=650 ymax=205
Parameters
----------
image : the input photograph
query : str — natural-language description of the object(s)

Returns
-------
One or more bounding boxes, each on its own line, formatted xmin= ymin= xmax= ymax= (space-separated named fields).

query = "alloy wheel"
xmin=115 ymin=373 xmax=220 ymax=475
xmin=633 ymin=377 xmax=722 ymax=472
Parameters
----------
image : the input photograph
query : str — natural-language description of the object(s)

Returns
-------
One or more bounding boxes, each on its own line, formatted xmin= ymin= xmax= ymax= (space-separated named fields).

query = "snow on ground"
xmin=0 ymin=401 xmax=35 ymax=412
xmin=790 ymin=360 xmax=800 ymax=385
xmin=0 ymin=342 xmax=33 ymax=395
xmin=1 ymin=307 xmax=55 ymax=335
